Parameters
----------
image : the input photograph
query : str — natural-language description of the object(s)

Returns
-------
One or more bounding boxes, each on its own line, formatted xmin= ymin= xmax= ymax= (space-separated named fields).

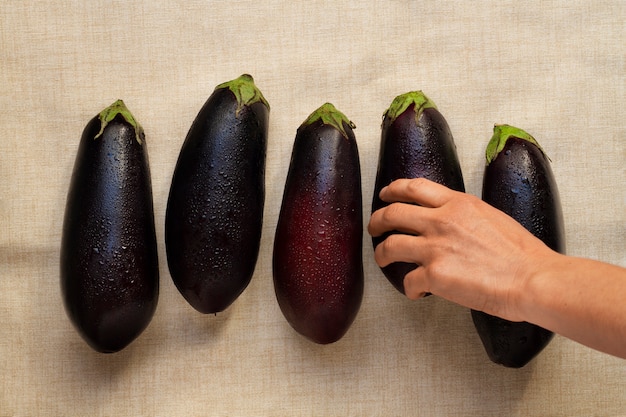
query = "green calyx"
xmin=216 ymin=74 xmax=269 ymax=116
xmin=95 ymin=100 xmax=144 ymax=144
xmin=486 ymin=124 xmax=546 ymax=164
xmin=384 ymin=91 xmax=437 ymax=124
xmin=302 ymin=103 xmax=355 ymax=139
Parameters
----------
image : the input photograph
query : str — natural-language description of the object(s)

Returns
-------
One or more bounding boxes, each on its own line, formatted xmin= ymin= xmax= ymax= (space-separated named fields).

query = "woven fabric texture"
xmin=1 ymin=1 xmax=625 ymax=415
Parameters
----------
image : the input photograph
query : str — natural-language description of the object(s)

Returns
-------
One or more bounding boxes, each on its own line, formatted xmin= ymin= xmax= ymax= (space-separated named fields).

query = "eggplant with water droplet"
xmin=472 ymin=124 xmax=565 ymax=368
xmin=60 ymin=100 xmax=159 ymax=353
xmin=273 ymin=103 xmax=363 ymax=344
xmin=165 ymin=75 xmax=269 ymax=314
xmin=371 ymin=91 xmax=465 ymax=294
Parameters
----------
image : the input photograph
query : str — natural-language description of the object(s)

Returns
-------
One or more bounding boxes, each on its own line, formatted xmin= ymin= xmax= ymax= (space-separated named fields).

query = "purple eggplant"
xmin=61 ymin=100 xmax=159 ymax=353
xmin=165 ymin=75 xmax=269 ymax=314
xmin=372 ymin=91 xmax=465 ymax=294
xmin=273 ymin=103 xmax=363 ymax=344
xmin=472 ymin=124 xmax=565 ymax=368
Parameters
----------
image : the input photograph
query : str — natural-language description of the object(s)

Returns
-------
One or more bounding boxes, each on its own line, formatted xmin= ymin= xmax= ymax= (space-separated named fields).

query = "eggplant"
xmin=165 ymin=74 xmax=269 ymax=314
xmin=60 ymin=100 xmax=159 ymax=353
xmin=472 ymin=124 xmax=565 ymax=368
xmin=372 ymin=91 xmax=465 ymax=294
xmin=273 ymin=103 xmax=363 ymax=344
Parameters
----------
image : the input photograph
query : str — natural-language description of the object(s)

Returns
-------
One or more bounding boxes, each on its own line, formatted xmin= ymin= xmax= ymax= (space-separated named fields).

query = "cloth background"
xmin=1 ymin=1 xmax=625 ymax=415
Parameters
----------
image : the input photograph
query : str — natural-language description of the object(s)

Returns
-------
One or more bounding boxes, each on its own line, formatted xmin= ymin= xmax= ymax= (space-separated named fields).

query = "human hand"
xmin=367 ymin=178 xmax=555 ymax=322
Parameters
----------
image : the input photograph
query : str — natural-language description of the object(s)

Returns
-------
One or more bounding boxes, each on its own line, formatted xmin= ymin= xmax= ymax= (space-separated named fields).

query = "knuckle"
xmin=403 ymin=268 xmax=427 ymax=299
xmin=405 ymin=286 xmax=423 ymax=300
xmin=432 ymin=211 xmax=455 ymax=230
xmin=381 ymin=203 xmax=403 ymax=224
xmin=375 ymin=233 xmax=407 ymax=267
xmin=442 ymin=194 xmax=482 ymax=229
xmin=427 ymin=260 xmax=445 ymax=281
xmin=407 ymin=177 xmax=427 ymax=193
xmin=378 ymin=233 xmax=401 ymax=256
xmin=453 ymin=192 xmax=481 ymax=211
xmin=405 ymin=288 xmax=423 ymax=300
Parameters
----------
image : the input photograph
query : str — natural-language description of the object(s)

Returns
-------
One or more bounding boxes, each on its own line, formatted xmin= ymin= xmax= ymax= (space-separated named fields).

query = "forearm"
xmin=519 ymin=253 xmax=626 ymax=358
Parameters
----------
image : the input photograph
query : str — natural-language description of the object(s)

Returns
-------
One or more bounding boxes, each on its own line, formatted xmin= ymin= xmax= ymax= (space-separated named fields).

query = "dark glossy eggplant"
xmin=372 ymin=91 xmax=465 ymax=294
xmin=273 ymin=103 xmax=363 ymax=344
xmin=472 ymin=124 xmax=565 ymax=368
xmin=165 ymin=74 xmax=269 ymax=314
xmin=60 ymin=100 xmax=159 ymax=353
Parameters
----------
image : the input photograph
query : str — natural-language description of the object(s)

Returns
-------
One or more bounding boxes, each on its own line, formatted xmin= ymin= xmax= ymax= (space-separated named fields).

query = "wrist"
xmin=512 ymin=246 xmax=564 ymax=325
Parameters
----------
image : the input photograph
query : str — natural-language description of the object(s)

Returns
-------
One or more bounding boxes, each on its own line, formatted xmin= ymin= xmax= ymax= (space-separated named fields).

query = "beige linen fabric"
xmin=1 ymin=1 xmax=625 ymax=415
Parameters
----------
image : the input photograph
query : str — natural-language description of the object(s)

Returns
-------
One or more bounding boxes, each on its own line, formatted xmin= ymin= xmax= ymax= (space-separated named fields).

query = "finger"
xmin=373 ymin=233 xmax=426 ymax=268
xmin=403 ymin=266 xmax=429 ymax=300
xmin=379 ymin=178 xmax=457 ymax=208
xmin=368 ymin=202 xmax=433 ymax=237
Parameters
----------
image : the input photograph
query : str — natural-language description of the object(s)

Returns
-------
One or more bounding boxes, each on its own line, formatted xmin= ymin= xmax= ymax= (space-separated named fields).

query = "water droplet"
xmin=93 ymin=247 xmax=99 ymax=254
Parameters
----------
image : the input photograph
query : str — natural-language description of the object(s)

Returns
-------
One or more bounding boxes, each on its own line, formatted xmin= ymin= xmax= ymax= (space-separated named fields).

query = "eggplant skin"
xmin=60 ymin=101 xmax=159 ymax=353
xmin=165 ymin=75 xmax=269 ymax=314
xmin=372 ymin=92 xmax=465 ymax=294
xmin=273 ymin=104 xmax=363 ymax=344
xmin=471 ymin=313 xmax=554 ymax=368
xmin=472 ymin=125 xmax=565 ymax=368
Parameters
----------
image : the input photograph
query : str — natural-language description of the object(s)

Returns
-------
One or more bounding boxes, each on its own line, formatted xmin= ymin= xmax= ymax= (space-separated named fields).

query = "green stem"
xmin=384 ymin=91 xmax=437 ymax=125
xmin=216 ymin=74 xmax=269 ymax=116
xmin=95 ymin=100 xmax=144 ymax=144
xmin=486 ymin=124 xmax=547 ymax=164
xmin=302 ymin=103 xmax=355 ymax=139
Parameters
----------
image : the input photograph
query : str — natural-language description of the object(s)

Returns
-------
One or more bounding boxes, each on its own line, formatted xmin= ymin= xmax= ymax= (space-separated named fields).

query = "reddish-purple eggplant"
xmin=60 ymin=100 xmax=159 ymax=353
xmin=165 ymin=74 xmax=269 ymax=314
xmin=472 ymin=124 xmax=565 ymax=368
xmin=273 ymin=103 xmax=363 ymax=344
xmin=372 ymin=91 xmax=465 ymax=294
